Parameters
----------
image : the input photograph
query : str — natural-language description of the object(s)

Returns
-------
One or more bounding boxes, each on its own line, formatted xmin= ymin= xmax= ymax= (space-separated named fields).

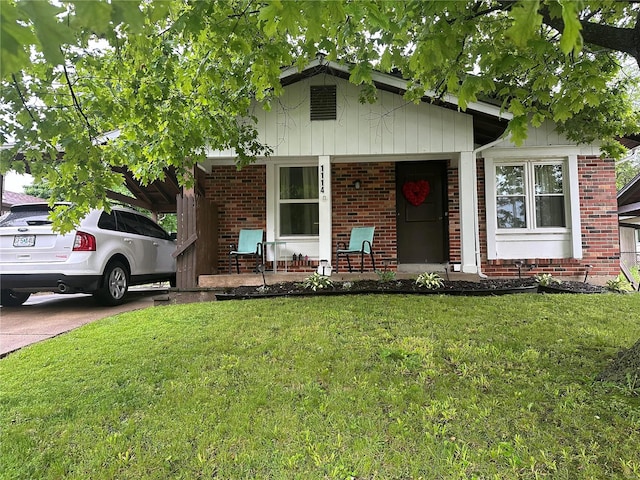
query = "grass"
xmin=2 ymin=293 xmax=640 ymax=479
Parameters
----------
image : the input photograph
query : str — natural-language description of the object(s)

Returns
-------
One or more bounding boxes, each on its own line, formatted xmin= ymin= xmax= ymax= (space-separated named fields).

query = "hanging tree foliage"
xmin=1 ymin=0 xmax=639 ymax=229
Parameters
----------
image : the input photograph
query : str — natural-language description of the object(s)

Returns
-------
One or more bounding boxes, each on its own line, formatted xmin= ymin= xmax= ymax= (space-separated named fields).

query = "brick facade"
xmin=331 ymin=162 xmax=396 ymax=271
xmin=205 ymin=155 xmax=620 ymax=279
xmin=479 ymin=155 xmax=620 ymax=279
xmin=206 ymin=165 xmax=266 ymax=273
xmin=446 ymin=162 xmax=461 ymax=265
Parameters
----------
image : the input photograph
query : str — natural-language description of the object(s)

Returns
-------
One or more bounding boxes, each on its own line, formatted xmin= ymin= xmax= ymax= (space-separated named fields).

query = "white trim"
xmin=484 ymin=150 xmax=582 ymax=260
xmin=459 ymin=151 xmax=478 ymax=273
xmin=266 ymin=159 xmax=323 ymax=261
xmin=318 ymin=156 xmax=332 ymax=263
xmin=567 ymin=153 xmax=583 ymax=258
xmin=484 ymin=146 xmax=582 ymax=159
xmin=331 ymin=153 xmax=458 ymax=164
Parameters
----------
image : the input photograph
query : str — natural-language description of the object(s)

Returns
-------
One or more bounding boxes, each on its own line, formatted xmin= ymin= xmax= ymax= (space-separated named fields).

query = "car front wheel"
xmin=0 ymin=289 xmax=31 ymax=307
xmin=94 ymin=261 xmax=129 ymax=306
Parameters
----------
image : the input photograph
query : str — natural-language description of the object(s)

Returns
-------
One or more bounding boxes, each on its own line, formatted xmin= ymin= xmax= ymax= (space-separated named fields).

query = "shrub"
xmin=415 ymin=272 xmax=444 ymax=290
xmin=299 ymin=272 xmax=334 ymax=291
xmin=606 ymin=273 xmax=634 ymax=293
xmin=376 ymin=270 xmax=396 ymax=283
xmin=534 ymin=273 xmax=561 ymax=287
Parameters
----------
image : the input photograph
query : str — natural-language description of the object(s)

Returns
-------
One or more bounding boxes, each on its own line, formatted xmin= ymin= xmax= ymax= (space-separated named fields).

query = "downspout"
xmin=471 ymin=134 xmax=512 ymax=278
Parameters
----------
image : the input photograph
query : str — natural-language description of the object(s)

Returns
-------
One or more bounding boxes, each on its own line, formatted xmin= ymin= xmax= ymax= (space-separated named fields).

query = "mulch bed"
xmin=220 ymin=278 xmax=607 ymax=299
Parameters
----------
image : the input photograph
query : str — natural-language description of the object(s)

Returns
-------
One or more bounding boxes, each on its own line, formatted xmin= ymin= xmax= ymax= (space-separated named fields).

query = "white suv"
xmin=0 ymin=203 xmax=176 ymax=306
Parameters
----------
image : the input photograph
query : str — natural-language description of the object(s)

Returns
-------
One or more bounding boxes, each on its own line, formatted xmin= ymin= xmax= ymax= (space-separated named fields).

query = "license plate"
xmin=13 ymin=235 xmax=35 ymax=247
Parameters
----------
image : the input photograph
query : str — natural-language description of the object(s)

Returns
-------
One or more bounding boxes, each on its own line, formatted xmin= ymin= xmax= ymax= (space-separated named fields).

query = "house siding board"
xmin=212 ymin=77 xmax=473 ymax=159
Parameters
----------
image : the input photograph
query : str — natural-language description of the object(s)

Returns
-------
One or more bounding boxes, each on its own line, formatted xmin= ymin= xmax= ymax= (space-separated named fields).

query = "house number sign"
xmin=320 ymin=165 xmax=325 ymax=193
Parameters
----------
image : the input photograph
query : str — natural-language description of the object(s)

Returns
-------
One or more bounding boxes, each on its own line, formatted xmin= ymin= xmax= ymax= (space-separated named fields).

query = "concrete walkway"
xmin=0 ymin=288 xmax=164 ymax=357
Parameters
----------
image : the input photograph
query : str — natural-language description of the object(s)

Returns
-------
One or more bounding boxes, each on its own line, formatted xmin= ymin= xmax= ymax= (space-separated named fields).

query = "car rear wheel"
xmin=94 ymin=261 xmax=129 ymax=306
xmin=0 ymin=289 xmax=31 ymax=307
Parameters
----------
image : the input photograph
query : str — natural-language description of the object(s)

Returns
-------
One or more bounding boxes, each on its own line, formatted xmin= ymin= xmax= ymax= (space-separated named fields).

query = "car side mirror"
xmin=169 ymin=232 xmax=177 ymax=241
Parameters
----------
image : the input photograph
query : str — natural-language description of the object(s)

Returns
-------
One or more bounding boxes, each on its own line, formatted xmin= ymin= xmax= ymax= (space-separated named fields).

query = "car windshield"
xmin=0 ymin=205 xmax=53 ymax=227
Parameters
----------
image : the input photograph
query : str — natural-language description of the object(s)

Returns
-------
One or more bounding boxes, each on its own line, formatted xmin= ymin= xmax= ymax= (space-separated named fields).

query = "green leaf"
xmin=20 ymin=0 xmax=75 ymax=66
xmin=0 ymin=3 xmax=38 ymax=77
xmin=69 ymin=1 xmax=112 ymax=34
xmin=559 ymin=1 xmax=583 ymax=55
xmin=506 ymin=0 xmax=542 ymax=47
xmin=112 ymin=0 xmax=145 ymax=33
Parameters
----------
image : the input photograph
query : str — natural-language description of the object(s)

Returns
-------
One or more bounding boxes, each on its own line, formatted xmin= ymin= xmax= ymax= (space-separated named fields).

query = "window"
xmin=495 ymin=161 xmax=566 ymax=230
xmin=496 ymin=165 xmax=526 ymax=228
xmin=115 ymin=211 xmax=170 ymax=240
xmin=279 ymin=166 xmax=319 ymax=236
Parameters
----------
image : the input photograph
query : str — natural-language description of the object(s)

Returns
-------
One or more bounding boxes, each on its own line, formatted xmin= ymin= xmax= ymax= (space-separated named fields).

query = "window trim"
xmin=484 ymin=148 xmax=582 ymax=260
xmin=277 ymin=164 xmax=320 ymax=238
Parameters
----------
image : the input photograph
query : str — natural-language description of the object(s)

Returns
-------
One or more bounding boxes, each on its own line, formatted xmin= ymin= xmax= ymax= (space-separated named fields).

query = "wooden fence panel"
xmin=174 ymin=194 xmax=218 ymax=289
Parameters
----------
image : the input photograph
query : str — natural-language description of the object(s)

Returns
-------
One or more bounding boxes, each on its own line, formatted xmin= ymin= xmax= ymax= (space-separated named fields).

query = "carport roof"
xmin=108 ymin=165 xmax=206 ymax=214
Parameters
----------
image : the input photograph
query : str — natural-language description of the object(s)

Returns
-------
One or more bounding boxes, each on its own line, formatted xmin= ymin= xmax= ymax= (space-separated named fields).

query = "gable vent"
xmin=310 ymin=85 xmax=337 ymax=121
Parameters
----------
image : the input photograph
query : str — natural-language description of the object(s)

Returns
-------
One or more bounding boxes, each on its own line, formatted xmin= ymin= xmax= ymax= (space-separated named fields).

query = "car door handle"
xmin=153 ymin=242 xmax=159 ymax=247
xmin=123 ymin=237 xmax=133 ymax=244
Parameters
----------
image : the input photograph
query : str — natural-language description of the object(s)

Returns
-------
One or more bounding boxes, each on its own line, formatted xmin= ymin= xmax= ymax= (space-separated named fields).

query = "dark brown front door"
xmin=396 ymin=161 xmax=447 ymax=263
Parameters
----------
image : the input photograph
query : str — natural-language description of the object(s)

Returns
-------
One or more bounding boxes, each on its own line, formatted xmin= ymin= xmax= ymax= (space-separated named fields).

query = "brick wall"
xmin=480 ymin=155 xmax=620 ymax=279
xmin=332 ymin=162 xmax=396 ymax=271
xmin=204 ymin=156 xmax=619 ymax=279
xmin=205 ymin=165 xmax=266 ymax=273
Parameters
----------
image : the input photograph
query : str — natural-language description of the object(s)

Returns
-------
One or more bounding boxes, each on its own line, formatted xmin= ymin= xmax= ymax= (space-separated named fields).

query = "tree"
xmin=23 ymin=181 xmax=61 ymax=202
xmin=616 ymin=148 xmax=640 ymax=189
xmin=1 ymin=0 xmax=639 ymax=230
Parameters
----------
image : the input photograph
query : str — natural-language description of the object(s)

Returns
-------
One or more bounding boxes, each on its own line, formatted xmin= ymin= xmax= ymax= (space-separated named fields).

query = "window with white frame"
xmin=278 ymin=166 xmax=319 ymax=236
xmin=495 ymin=161 xmax=566 ymax=230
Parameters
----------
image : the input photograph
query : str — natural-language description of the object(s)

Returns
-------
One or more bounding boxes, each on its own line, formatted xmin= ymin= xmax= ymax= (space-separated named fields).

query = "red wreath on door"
xmin=402 ymin=180 xmax=430 ymax=206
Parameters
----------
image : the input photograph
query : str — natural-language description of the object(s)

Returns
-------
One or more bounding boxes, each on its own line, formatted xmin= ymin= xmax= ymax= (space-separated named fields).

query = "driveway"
xmin=0 ymin=287 xmax=165 ymax=357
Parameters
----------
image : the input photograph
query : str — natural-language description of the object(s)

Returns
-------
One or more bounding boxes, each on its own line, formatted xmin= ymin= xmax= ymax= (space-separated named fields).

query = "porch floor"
xmin=198 ymin=270 xmax=482 ymax=289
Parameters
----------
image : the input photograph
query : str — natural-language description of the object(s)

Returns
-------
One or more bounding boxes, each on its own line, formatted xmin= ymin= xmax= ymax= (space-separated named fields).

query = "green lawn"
xmin=2 ymin=294 xmax=640 ymax=479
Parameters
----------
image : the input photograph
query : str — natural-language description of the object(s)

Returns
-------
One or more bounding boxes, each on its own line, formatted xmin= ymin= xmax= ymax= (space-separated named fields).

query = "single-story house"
xmin=195 ymin=58 xmax=622 ymax=280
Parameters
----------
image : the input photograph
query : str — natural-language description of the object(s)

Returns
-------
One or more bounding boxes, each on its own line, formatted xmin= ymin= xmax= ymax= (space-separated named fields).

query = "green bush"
xmin=415 ymin=272 xmax=444 ymax=289
xmin=299 ymin=272 xmax=333 ymax=291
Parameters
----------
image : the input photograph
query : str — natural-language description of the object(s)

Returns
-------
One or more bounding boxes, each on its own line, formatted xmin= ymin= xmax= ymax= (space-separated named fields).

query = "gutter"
xmin=471 ymin=134 xmax=512 ymax=278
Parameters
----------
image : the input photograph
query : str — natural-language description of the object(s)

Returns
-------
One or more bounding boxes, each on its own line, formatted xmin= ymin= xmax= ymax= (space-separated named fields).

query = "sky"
xmin=2 ymin=172 xmax=33 ymax=193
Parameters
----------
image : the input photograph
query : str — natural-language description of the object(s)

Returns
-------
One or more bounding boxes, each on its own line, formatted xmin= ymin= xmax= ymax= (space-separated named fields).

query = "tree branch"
xmin=63 ymin=65 xmax=94 ymax=142
xmin=540 ymin=7 xmax=640 ymax=65
xmin=11 ymin=74 xmax=37 ymax=124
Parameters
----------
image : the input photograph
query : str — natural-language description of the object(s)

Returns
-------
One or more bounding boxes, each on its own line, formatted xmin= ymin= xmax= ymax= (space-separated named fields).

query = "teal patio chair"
xmin=229 ymin=229 xmax=264 ymax=274
xmin=336 ymin=226 xmax=376 ymax=273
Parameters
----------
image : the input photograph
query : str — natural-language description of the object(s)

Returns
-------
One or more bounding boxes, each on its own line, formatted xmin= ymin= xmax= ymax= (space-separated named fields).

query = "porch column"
xmin=318 ymin=156 xmax=333 ymax=265
xmin=459 ymin=151 xmax=478 ymax=273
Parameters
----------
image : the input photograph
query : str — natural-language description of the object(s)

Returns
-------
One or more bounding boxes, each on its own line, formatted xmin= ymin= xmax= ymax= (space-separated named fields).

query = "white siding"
xmin=208 ymin=77 xmax=473 ymax=158
xmin=504 ymin=121 xmax=601 ymax=156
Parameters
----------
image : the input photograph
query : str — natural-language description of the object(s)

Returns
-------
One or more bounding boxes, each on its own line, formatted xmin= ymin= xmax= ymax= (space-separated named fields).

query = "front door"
xmin=396 ymin=161 xmax=447 ymax=264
